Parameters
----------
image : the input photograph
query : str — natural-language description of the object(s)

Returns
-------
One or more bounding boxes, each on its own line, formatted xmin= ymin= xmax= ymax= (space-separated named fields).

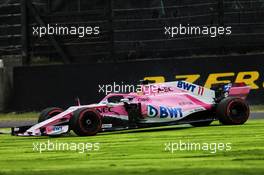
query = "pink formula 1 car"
xmin=12 ymin=80 xmax=251 ymax=137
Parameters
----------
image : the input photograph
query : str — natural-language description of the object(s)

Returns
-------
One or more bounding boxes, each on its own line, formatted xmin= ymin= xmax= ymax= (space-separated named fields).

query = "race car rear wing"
xmin=225 ymin=83 xmax=250 ymax=98
xmin=212 ymin=83 xmax=250 ymax=101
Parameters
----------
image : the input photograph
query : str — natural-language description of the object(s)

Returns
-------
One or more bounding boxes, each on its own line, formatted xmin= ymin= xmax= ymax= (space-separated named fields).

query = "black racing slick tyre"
xmin=70 ymin=108 xmax=102 ymax=136
xmin=190 ymin=120 xmax=213 ymax=127
xmin=38 ymin=107 xmax=63 ymax=123
xmin=216 ymin=97 xmax=250 ymax=125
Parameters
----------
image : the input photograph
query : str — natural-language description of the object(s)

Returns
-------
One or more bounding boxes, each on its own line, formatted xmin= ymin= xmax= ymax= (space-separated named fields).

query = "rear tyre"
xmin=38 ymin=107 xmax=63 ymax=123
xmin=216 ymin=97 xmax=249 ymax=125
xmin=191 ymin=120 xmax=213 ymax=127
xmin=70 ymin=108 xmax=102 ymax=136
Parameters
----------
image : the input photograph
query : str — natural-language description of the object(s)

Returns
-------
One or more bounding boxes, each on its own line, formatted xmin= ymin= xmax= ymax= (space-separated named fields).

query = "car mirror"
xmin=120 ymin=98 xmax=129 ymax=103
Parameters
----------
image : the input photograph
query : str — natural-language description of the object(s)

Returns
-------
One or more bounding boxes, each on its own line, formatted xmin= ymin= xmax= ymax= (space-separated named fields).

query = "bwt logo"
xmin=53 ymin=126 xmax=63 ymax=132
xmin=177 ymin=81 xmax=196 ymax=92
xmin=147 ymin=105 xmax=183 ymax=118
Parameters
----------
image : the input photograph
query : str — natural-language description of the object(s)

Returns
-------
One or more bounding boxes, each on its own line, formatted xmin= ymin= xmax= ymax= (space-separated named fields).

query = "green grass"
xmin=0 ymin=112 xmax=37 ymax=121
xmin=0 ymin=119 xmax=264 ymax=175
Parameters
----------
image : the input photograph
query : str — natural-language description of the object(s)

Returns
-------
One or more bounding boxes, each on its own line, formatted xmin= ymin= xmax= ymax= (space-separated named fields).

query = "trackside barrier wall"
xmin=13 ymin=54 xmax=263 ymax=111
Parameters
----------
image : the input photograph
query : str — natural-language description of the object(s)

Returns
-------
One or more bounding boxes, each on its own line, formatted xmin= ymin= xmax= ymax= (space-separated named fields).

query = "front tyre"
xmin=38 ymin=107 xmax=63 ymax=123
xmin=70 ymin=108 xmax=102 ymax=136
xmin=216 ymin=97 xmax=249 ymax=125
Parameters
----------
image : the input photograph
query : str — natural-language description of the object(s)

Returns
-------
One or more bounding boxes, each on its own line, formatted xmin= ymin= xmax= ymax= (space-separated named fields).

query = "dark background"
xmin=13 ymin=54 xmax=263 ymax=111
xmin=0 ymin=0 xmax=263 ymax=111
xmin=1 ymin=0 xmax=264 ymax=64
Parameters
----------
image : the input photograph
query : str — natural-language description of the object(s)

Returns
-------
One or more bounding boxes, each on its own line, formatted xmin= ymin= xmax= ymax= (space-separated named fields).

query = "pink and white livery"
xmin=12 ymin=80 xmax=251 ymax=137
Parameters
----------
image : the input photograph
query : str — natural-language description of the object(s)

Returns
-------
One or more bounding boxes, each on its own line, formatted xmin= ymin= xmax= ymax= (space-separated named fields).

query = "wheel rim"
xmin=79 ymin=111 xmax=101 ymax=134
xmin=227 ymin=101 xmax=249 ymax=123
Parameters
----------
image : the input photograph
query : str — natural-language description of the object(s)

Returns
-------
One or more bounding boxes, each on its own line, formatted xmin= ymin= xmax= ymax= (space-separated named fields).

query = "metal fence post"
xmin=21 ymin=0 xmax=30 ymax=65
xmin=218 ymin=0 xmax=225 ymax=54
xmin=108 ymin=0 xmax=115 ymax=61
xmin=218 ymin=0 xmax=224 ymax=26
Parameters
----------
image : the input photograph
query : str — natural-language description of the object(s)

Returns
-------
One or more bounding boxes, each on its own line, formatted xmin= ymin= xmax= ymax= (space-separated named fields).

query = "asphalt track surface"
xmin=0 ymin=112 xmax=263 ymax=129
